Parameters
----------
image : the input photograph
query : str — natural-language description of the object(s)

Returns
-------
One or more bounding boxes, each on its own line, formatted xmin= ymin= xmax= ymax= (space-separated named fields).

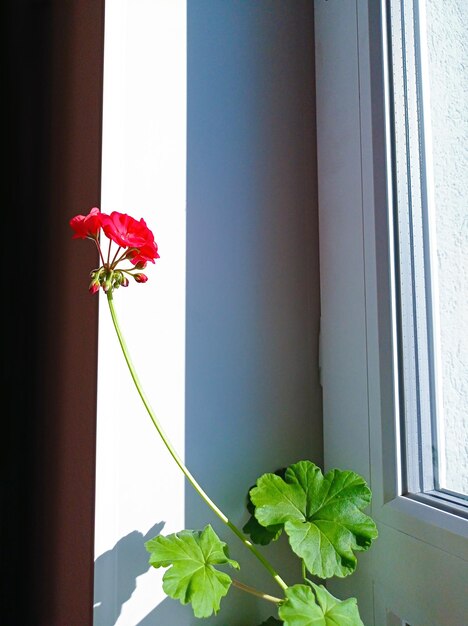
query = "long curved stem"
xmin=106 ymin=292 xmax=288 ymax=592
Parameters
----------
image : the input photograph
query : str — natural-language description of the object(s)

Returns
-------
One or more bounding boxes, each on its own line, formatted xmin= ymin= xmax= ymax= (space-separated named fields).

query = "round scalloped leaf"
xmin=243 ymin=512 xmax=283 ymax=545
xmin=145 ymin=525 xmax=239 ymax=618
xmin=244 ymin=468 xmax=286 ymax=545
xmin=250 ymin=460 xmax=378 ymax=578
xmin=278 ymin=583 xmax=364 ymax=626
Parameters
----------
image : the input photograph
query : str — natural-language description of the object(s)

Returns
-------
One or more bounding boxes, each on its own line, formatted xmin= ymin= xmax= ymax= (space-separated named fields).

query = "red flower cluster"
xmin=70 ymin=207 xmax=159 ymax=294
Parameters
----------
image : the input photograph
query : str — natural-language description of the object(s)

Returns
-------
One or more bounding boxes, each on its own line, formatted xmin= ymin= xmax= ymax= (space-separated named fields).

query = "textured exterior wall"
xmin=426 ymin=0 xmax=468 ymax=494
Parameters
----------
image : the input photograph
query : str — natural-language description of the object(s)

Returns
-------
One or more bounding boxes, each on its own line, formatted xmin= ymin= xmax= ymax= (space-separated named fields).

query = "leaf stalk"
xmin=231 ymin=579 xmax=282 ymax=604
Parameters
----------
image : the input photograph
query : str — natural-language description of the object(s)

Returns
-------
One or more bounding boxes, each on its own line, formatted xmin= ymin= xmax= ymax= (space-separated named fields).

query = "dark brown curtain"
xmin=1 ymin=1 xmax=105 ymax=624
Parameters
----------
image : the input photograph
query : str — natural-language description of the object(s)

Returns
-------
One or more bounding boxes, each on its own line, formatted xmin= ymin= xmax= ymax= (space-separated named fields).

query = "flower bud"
xmin=102 ymin=271 xmax=114 ymax=293
xmin=88 ymin=269 xmax=103 ymax=294
xmin=134 ymin=273 xmax=148 ymax=284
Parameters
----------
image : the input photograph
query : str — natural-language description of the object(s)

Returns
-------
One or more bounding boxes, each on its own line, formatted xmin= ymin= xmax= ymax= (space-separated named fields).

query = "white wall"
xmin=94 ymin=1 xmax=321 ymax=625
xmin=95 ymin=2 xmax=187 ymax=625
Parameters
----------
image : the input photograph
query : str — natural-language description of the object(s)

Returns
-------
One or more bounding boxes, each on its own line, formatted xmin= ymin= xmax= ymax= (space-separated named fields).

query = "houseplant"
xmin=71 ymin=207 xmax=378 ymax=625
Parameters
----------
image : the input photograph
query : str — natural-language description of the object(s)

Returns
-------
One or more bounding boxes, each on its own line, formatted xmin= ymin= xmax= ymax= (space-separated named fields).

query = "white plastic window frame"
xmin=316 ymin=2 xmax=468 ymax=623
xmin=315 ymin=0 xmax=468 ymax=560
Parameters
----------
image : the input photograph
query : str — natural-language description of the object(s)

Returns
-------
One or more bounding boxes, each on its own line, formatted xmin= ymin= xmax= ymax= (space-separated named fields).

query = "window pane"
xmin=424 ymin=0 xmax=468 ymax=497
xmin=387 ymin=0 xmax=468 ymax=504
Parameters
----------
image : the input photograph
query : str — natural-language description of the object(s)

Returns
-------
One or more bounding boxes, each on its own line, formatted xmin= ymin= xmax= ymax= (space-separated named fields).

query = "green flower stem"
xmin=231 ymin=579 xmax=281 ymax=604
xmin=106 ymin=292 xmax=288 ymax=592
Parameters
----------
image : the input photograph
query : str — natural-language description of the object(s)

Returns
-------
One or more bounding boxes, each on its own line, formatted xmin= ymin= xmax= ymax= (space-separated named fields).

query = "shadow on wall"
xmin=93 ymin=521 xmax=165 ymax=626
xmin=135 ymin=596 xmax=195 ymax=625
xmin=93 ymin=519 xmax=268 ymax=625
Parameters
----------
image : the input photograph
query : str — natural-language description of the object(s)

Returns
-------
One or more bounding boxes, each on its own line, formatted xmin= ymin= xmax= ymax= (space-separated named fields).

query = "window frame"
xmin=386 ymin=0 xmax=468 ymax=512
xmin=315 ymin=0 xmax=468 ymax=623
xmin=372 ymin=0 xmax=468 ymax=541
xmin=317 ymin=0 xmax=468 ymax=550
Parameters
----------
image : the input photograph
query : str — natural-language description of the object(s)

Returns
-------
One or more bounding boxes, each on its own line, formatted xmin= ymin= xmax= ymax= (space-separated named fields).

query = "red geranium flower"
xmin=128 ymin=241 xmax=160 ymax=266
xmin=101 ymin=212 xmax=155 ymax=249
xmin=71 ymin=207 xmax=159 ymax=294
xmin=69 ymin=207 xmax=103 ymax=239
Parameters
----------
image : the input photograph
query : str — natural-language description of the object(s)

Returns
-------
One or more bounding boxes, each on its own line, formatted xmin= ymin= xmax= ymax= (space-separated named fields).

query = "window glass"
xmin=424 ymin=0 xmax=468 ymax=497
xmin=388 ymin=0 xmax=468 ymax=503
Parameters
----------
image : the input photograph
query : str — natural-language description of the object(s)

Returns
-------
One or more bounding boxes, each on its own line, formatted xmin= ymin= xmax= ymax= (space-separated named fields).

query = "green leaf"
xmin=278 ymin=585 xmax=324 ymax=625
xmin=145 ymin=525 xmax=239 ymax=618
xmin=243 ymin=511 xmax=283 ymax=545
xmin=250 ymin=460 xmax=378 ymax=578
xmin=278 ymin=583 xmax=364 ymax=626
xmin=243 ymin=467 xmax=286 ymax=545
xmin=309 ymin=582 xmax=364 ymax=625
